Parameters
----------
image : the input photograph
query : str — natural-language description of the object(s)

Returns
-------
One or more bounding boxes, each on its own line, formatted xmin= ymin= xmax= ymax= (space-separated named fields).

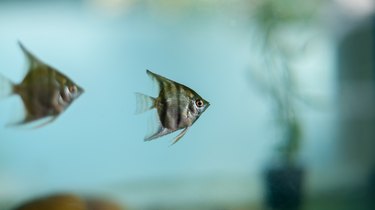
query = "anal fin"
xmin=144 ymin=126 xmax=173 ymax=141
xmin=7 ymin=114 xmax=57 ymax=129
xmin=31 ymin=116 xmax=58 ymax=128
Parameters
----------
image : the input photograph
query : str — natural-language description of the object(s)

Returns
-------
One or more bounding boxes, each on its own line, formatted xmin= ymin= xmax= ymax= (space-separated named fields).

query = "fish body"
xmin=137 ymin=70 xmax=209 ymax=145
xmin=0 ymin=42 xmax=84 ymax=126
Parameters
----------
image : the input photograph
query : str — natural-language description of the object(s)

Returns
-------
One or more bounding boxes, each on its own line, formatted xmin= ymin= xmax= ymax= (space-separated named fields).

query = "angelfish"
xmin=136 ymin=70 xmax=210 ymax=145
xmin=0 ymin=42 xmax=84 ymax=127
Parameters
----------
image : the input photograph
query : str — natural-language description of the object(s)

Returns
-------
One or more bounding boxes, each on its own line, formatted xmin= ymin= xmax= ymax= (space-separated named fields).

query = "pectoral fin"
xmin=170 ymin=127 xmax=190 ymax=146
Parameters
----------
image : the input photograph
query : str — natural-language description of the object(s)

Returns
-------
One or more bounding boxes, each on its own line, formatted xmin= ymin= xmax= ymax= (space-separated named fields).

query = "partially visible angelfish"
xmin=0 ymin=42 xmax=84 ymax=127
xmin=136 ymin=70 xmax=210 ymax=145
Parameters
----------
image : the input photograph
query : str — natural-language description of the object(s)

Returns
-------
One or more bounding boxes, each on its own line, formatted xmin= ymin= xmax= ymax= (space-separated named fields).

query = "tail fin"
xmin=135 ymin=92 xmax=156 ymax=114
xmin=0 ymin=74 xmax=15 ymax=100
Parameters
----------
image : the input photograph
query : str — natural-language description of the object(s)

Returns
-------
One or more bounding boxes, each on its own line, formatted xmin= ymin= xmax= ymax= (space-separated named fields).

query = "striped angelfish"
xmin=136 ymin=70 xmax=210 ymax=145
xmin=0 ymin=42 xmax=84 ymax=127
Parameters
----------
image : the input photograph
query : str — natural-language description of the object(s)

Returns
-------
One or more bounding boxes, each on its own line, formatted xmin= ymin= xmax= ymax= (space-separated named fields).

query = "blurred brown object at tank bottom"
xmin=13 ymin=193 xmax=124 ymax=210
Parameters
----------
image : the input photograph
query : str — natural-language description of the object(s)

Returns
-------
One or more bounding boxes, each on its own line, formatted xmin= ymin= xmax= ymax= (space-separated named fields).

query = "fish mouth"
xmin=205 ymin=100 xmax=210 ymax=108
xmin=202 ymin=102 xmax=210 ymax=112
xmin=77 ymin=87 xmax=85 ymax=96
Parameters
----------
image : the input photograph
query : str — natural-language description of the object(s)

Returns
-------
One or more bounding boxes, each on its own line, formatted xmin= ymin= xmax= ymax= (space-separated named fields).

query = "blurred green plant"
xmin=253 ymin=0 xmax=318 ymax=29
xmin=249 ymin=0 xmax=321 ymax=165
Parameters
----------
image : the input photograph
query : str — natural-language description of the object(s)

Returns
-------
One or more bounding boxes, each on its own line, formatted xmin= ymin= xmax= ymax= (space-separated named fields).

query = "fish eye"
xmin=69 ymin=85 xmax=77 ymax=93
xmin=195 ymin=99 xmax=204 ymax=108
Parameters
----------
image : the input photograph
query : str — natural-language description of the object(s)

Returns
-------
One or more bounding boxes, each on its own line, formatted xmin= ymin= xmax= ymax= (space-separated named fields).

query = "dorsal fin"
xmin=146 ymin=69 xmax=177 ymax=86
xmin=146 ymin=69 xmax=198 ymax=98
xmin=18 ymin=41 xmax=45 ymax=71
xmin=146 ymin=69 xmax=165 ymax=81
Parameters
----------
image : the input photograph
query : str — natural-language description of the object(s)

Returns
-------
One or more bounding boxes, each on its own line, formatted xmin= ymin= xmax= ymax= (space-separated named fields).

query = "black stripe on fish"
xmin=157 ymin=79 xmax=166 ymax=114
xmin=157 ymin=80 xmax=164 ymax=95
xmin=159 ymin=91 xmax=168 ymax=128
xmin=176 ymin=85 xmax=182 ymax=128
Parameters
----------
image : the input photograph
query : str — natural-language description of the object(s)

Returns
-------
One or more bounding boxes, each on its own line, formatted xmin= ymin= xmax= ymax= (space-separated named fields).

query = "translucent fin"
xmin=18 ymin=41 xmax=44 ymax=71
xmin=31 ymin=116 xmax=58 ymax=128
xmin=144 ymin=111 xmax=173 ymax=141
xmin=7 ymin=113 xmax=37 ymax=127
xmin=170 ymin=127 xmax=190 ymax=146
xmin=7 ymin=114 xmax=57 ymax=128
xmin=146 ymin=69 xmax=174 ymax=85
xmin=135 ymin=92 xmax=155 ymax=114
xmin=0 ymin=74 xmax=14 ymax=100
xmin=144 ymin=126 xmax=173 ymax=141
xmin=144 ymin=111 xmax=162 ymax=140
xmin=146 ymin=69 xmax=160 ymax=80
